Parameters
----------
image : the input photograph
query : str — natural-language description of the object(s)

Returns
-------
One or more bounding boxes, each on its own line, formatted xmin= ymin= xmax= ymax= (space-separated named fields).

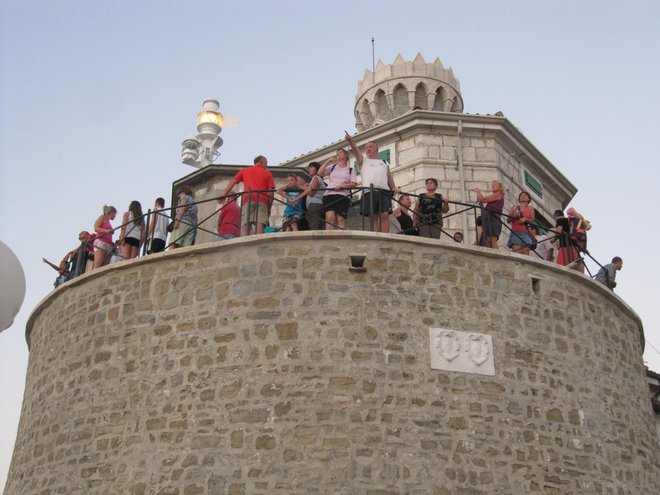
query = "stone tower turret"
xmin=354 ymin=52 xmax=463 ymax=131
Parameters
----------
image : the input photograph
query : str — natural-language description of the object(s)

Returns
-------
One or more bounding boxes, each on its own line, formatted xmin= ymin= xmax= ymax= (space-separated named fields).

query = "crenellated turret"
xmin=354 ymin=52 xmax=463 ymax=131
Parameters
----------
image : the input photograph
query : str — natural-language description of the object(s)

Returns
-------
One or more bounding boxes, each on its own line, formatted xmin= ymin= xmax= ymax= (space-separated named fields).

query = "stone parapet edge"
xmin=25 ymin=231 xmax=644 ymax=351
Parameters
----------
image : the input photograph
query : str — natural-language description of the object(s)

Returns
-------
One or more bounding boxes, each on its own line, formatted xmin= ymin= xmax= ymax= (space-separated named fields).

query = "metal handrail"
xmin=48 ymin=186 xmax=609 ymax=287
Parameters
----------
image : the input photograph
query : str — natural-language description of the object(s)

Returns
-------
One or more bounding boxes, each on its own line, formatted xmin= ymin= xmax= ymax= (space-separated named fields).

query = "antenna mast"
xmin=371 ymin=38 xmax=375 ymax=83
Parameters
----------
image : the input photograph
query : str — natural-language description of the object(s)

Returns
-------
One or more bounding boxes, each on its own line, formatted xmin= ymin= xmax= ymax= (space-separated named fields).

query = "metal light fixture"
xmin=181 ymin=99 xmax=224 ymax=168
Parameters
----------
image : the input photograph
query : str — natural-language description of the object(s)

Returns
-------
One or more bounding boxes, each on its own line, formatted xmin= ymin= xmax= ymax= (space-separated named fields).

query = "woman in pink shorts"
xmin=93 ymin=205 xmax=117 ymax=268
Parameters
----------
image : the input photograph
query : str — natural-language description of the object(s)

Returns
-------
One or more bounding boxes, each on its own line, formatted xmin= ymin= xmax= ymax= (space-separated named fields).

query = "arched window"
xmin=360 ymin=99 xmax=374 ymax=128
xmin=414 ymin=83 xmax=427 ymax=109
xmin=432 ymin=87 xmax=445 ymax=111
xmin=375 ymin=89 xmax=391 ymax=121
xmin=392 ymin=83 xmax=408 ymax=117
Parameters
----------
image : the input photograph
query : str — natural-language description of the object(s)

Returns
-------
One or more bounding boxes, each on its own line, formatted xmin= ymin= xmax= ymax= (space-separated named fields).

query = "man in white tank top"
xmin=344 ymin=131 xmax=398 ymax=233
xmin=148 ymin=197 xmax=168 ymax=253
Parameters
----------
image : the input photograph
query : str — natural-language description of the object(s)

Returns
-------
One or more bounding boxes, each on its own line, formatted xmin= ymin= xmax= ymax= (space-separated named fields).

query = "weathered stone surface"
xmin=6 ymin=233 xmax=657 ymax=495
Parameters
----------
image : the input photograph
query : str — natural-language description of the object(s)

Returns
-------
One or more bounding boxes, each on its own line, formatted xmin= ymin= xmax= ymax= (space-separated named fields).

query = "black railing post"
xmin=247 ymin=188 xmax=253 ymax=236
xmin=360 ymin=187 xmax=365 ymax=232
xmin=256 ymin=189 xmax=262 ymax=233
xmin=237 ymin=192 xmax=244 ymax=237
xmin=73 ymin=241 xmax=86 ymax=279
xmin=142 ymin=208 xmax=151 ymax=256
xmin=369 ymin=184 xmax=375 ymax=232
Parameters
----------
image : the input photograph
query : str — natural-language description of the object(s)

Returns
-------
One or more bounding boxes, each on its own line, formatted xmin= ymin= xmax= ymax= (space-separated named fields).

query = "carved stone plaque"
xmin=428 ymin=328 xmax=495 ymax=375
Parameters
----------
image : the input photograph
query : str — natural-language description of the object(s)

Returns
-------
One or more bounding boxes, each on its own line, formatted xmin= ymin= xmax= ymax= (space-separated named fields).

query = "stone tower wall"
xmin=6 ymin=232 xmax=659 ymax=494
xmin=279 ymin=111 xmax=577 ymax=242
xmin=391 ymin=128 xmax=568 ymax=233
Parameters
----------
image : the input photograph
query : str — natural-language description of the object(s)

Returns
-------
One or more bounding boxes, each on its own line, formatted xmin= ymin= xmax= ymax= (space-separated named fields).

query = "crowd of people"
xmin=468 ymin=180 xmax=622 ymax=288
xmin=43 ymin=196 xmax=181 ymax=286
xmin=44 ymin=133 xmax=622 ymax=291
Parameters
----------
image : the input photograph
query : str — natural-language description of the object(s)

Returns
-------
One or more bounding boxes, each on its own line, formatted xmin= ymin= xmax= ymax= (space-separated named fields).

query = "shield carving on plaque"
xmin=435 ymin=330 xmax=460 ymax=361
xmin=467 ymin=334 xmax=489 ymax=365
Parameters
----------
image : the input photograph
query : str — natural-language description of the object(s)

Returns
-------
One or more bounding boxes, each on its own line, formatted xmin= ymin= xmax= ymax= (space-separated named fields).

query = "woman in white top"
xmin=317 ymin=148 xmax=357 ymax=230
xmin=120 ymin=200 xmax=145 ymax=260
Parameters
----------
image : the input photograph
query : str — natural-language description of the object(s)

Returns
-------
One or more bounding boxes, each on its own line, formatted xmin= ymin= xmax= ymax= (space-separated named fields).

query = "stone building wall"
xmin=6 ymin=233 xmax=658 ymax=494
xmin=280 ymin=111 xmax=576 ymax=241
xmin=647 ymin=370 xmax=660 ymax=441
xmin=391 ymin=130 xmax=568 ymax=233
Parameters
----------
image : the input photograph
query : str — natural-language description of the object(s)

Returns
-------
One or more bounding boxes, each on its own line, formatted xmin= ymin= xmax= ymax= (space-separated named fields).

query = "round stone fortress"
xmin=6 ymin=233 xmax=659 ymax=494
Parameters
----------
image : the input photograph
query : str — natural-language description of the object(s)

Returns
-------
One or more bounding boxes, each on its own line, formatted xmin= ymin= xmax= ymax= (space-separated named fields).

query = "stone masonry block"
xmin=440 ymin=147 xmax=456 ymax=161
xmin=475 ymin=147 xmax=498 ymax=162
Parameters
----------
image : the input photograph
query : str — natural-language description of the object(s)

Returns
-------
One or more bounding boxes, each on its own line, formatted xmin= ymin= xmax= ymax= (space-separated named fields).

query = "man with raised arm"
xmin=222 ymin=155 xmax=275 ymax=236
xmin=344 ymin=131 xmax=398 ymax=233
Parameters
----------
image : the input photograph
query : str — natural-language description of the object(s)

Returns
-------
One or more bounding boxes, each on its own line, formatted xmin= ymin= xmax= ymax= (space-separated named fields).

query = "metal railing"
xmin=49 ymin=185 xmax=610 ymax=287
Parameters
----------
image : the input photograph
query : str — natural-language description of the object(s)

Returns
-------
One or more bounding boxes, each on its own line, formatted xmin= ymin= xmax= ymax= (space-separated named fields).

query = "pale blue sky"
xmin=2 ymin=0 xmax=659 ymax=487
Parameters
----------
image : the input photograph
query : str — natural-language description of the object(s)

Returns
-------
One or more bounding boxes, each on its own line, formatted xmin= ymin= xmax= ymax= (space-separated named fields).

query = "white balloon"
xmin=0 ymin=240 xmax=26 ymax=332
